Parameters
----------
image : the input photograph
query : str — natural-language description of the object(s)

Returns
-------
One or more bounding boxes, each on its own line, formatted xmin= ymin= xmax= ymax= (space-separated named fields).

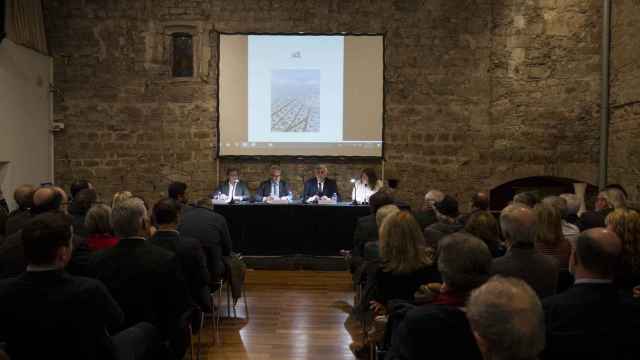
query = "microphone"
xmin=351 ymin=178 xmax=358 ymax=205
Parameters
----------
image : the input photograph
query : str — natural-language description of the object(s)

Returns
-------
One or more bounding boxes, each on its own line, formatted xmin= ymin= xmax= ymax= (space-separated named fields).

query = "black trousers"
xmin=112 ymin=322 xmax=157 ymax=360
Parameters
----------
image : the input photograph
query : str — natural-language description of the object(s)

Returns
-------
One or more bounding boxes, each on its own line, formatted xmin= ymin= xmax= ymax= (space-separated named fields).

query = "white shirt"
xmin=352 ymin=180 xmax=383 ymax=204
xmin=227 ymin=181 xmax=237 ymax=200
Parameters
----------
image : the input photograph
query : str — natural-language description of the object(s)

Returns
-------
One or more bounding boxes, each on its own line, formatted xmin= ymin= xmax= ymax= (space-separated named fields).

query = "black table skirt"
xmin=213 ymin=202 xmax=371 ymax=256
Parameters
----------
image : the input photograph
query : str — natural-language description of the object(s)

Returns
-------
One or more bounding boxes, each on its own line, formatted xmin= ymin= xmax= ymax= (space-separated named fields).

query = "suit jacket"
xmin=178 ymin=206 xmax=232 ymax=282
xmin=215 ymin=181 xmax=250 ymax=200
xmin=542 ymin=283 xmax=640 ymax=360
xmin=491 ymin=242 xmax=559 ymax=299
xmin=90 ymin=237 xmax=191 ymax=342
xmin=150 ymin=230 xmax=211 ymax=312
xmin=412 ymin=209 xmax=437 ymax=231
xmin=0 ymin=270 xmax=123 ymax=360
xmin=255 ymin=179 xmax=291 ymax=200
xmin=302 ymin=177 xmax=340 ymax=202
xmin=4 ymin=209 xmax=32 ymax=237
xmin=352 ymin=214 xmax=378 ymax=259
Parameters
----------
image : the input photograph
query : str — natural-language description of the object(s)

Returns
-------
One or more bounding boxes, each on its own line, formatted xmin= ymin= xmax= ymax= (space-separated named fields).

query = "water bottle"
xmin=288 ymin=191 xmax=293 ymax=202
xmin=331 ymin=193 xmax=337 ymax=203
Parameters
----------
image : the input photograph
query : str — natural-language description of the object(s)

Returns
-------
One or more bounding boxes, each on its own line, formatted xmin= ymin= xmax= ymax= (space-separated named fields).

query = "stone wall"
xmin=610 ymin=0 xmax=640 ymax=206
xmin=43 ymin=0 xmax=605 ymax=209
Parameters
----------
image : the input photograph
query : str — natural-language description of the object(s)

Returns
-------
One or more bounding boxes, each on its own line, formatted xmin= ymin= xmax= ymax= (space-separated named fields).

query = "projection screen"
xmin=218 ymin=34 xmax=384 ymax=157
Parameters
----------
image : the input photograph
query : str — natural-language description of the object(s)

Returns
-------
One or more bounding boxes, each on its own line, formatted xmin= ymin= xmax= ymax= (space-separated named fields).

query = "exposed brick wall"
xmin=44 ymin=0 xmax=606 ymax=210
xmin=610 ymin=0 xmax=640 ymax=207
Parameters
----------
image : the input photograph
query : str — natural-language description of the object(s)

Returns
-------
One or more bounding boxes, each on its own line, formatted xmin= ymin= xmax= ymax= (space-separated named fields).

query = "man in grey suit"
xmin=215 ymin=168 xmax=250 ymax=201
xmin=491 ymin=203 xmax=559 ymax=298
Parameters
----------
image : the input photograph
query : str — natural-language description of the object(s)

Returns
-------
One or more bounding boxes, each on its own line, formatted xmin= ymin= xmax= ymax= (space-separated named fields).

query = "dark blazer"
xmin=150 ymin=230 xmax=211 ymax=312
xmin=542 ymin=283 xmax=640 ymax=360
xmin=352 ymin=214 xmax=378 ymax=258
xmin=302 ymin=177 xmax=340 ymax=202
xmin=90 ymin=237 xmax=191 ymax=342
xmin=0 ymin=270 xmax=124 ymax=360
xmin=215 ymin=181 xmax=250 ymax=200
xmin=178 ymin=206 xmax=232 ymax=282
xmin=255 ymin=179 xmax=291 ymax=200
xmin=491 ymin=242 xmax=559 ymax=299
xmin=412 ymin=209 xmax=437 ymax=231
xmin=4 ymin=209 xmax=32 ymax=237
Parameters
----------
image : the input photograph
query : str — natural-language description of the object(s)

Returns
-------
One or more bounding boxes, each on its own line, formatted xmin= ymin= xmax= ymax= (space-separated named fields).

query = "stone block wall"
xmin=43 ymin=0 xmax=607 ymax=209
xmin=610 ymin=0 xmax=640 ymax=207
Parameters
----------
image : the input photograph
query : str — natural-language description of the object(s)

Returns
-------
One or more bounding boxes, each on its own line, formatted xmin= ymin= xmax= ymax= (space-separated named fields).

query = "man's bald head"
xmin=472 ymin=192 xmax=489 ymax=211
xmin=500 ymin=204 xmax=537 ymax=245
xmin=32 ymin=187 xmax=63 ymax=214
xmin=424 ymin=190 xmax=445 ymax=210
xmin=13 ymin=184 xmax=35 ymax=210
xmin=574 ymin=228 xmax=622 ymax=279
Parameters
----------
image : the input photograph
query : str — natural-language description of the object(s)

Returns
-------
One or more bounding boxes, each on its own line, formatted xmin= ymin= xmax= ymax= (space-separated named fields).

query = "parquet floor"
xmin=198 ymin=270 xmax=356 ymax=360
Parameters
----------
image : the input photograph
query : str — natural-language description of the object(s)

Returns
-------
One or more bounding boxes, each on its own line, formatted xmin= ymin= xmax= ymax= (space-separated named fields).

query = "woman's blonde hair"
xmin=111 ymin=191 xmax=133 ymax=209
xmin=606 ymin=209 xmax=640 ymax=274
xmin=379 ymin=211 xmax=432 ymax=273
xmin=534 ymin=202 xmax=564 ymax=246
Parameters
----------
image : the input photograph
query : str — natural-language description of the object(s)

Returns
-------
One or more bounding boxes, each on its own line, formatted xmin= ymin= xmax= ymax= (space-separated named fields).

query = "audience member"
xmin=491 ymin=204 xmax=559 ymax=298
xmin=350 ymin=189 xmax=394 ymax=273
xmin=167 ymin=181 xmax=188 ymax=205
xmin=424 ymin=194 xmax=462 ymax=248
xmin=69 ymin=179 xmax=93 ymax=200
xmin=112 ymin=190 xmax=133 ymax=209
xmin=90 ymin=198 xmax=192 ymax=359
xmin=464 ymin=210 xmax=505 ymax=257
xmin=559 ymin=193 xmax=582 ymax=237
xmin=542 ymin=228 xmax=640 ymax=360
xmin=361 ymin=204 xmax=400 ymax=261
xmin=0 ymin=188 xmax=7 ymax=214
xmin=151 ymin=198 xmax=211 ymax=312
xmin=85 ymin=204 xmax=119 ymax=251
xmin=534 ymin=202 xmax=572 ymax=271
xmin=4 ymin=184 xmax=35 ymax=236
xmin=459 ymin=191 xmax=489 ymax=225
xmin=0 ymin=211 xmax=156 ymax=360
xmin=513 ymin=191 xmax=538 ymax=208
xmin=606 ymin=209 xmax=640 ymax=290
xmin=68 ymin=188 xmax=98 ymax=238
xmin=580 ymin=188 xmax=626 ymax=231
xmin=412 ymin=190 xmax=443 ymax=230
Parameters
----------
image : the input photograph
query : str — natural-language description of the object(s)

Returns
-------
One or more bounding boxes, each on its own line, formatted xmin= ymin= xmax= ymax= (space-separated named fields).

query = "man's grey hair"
xmin=424 ymin=190 xmax=445 ymax=203
xmin=376 ymin=204 xmax=400 ymax=227
xmin=437 ymin=233 xmax=491 ymax=293
xmin=602 ymin=188 xmax=626 ymax=209
xmin=560 ymin=193 xmax=580 ymax=215
xmin=111 ymin=198 xmax=147 ymax=238
xmin=500 ymin=204 xmax=537 ymax=245
xmin=467 ymin=276 xmax=545 ymax=360
xmin=542 ymin=196 xmax=568 ymax=218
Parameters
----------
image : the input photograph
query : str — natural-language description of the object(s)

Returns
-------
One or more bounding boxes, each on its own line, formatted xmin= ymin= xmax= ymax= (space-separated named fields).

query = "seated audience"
xmin=534 ymin=202 xmax=572 ymax=271
xmin=513 ymin=191 xmax=539 ymax=208
xmin=112 ymin=190 xmax=133 ymax=209
xmin=412 ymin=189 xmax=443 ymax=230
xmin=363 ymin=204 xmax=401 ymax=261
xmin=255 ymin=165 xmax=291 ymax=201
xmin=606 ymin=209 xmax=640 ymax=290
xmin=4 ymin=184 xmax=35 ymax=236
xmin=542 ymin=228 xmax=640 ymax=360
xmin=168 ymin=181 xmax=188 ymax=206
xmin=350 ymin=189 xmax=395 ymax=272
xmin=85 ymin=204 xmax=119 ymax=251
xmin=559 ymin=193 xmax=582 ymax=240
xmin=179 ymin=195 xmax=232 ymax=283
xmin=90 ymin=198 xmax=192 ymax=359
xmin=151 ymin=198 xmax=211 ymax=312
xmin=69 ymin=179 xmax=93 ymax=200
xmin=351 ymin=168 xmax=383 ymax=204
xmin=0 ymin=211 xmax=156 ymax=360
xmin=464 ymin=210 xmax=505 ymax=257
xmin=387 ymin=276 xmax=544 ymax=360
xmin=215 ymin=168 xmax=250 ymax=201
xmin=303 ymin=164 xmax=340 ymax=202
xmin=424 ymin=195 xmax=463 ymax=248
xmin=580 ymin=187 xmax=626 ymax=230
xmin=491 ymin=204 xmax=559 ymax=298
xmin=459 ymin=191 xmax=489 ymax=225
xmin=68 ymin=188 xmax=98 ymax=238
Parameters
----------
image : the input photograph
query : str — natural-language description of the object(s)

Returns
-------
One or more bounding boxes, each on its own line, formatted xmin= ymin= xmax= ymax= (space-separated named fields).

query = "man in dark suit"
xmin=302 ymin=164 xmax=340 ymax=202
xmin=91 ymin=197 xmax=192 ymax=359
xmin=150 ymin=198 xmax=211 ymax=312
xmin=542 ymin=228 xmax=640 ymax=360
xmin=215 ymin=168 xmax=250 ymax=201
xmin=4 ymin=184 xmax=35 ymax=236
xmin=67 ymin=187 xmax=97 ymax=238
xmin=0 ymin=211 xmax=156 ymax=360
xmin=491 ymin=204 xmax=559 ymax=298
xmin=412 ymin=190 xmax=443 ymax=230
xmin=255 ymin=165 xmax=291 ymax=201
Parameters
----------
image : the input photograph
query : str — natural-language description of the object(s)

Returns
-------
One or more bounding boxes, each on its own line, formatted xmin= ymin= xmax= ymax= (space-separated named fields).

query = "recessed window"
xmin=172 ymin=32 xmax=194 ymax=78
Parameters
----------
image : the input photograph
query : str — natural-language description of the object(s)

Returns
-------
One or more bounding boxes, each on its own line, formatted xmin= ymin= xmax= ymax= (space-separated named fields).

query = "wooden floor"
xmin=198 ymin=270 xmax=356 ymax=360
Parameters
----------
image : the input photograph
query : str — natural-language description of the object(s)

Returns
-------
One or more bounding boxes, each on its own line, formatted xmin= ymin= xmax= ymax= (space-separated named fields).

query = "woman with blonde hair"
xmin=534 ymin=202 xmax=572 ymax=271
xmin=111 ymin=191 xmax=133 ymax=209
xmin=606 ymin=209 xmax=640 ymax=289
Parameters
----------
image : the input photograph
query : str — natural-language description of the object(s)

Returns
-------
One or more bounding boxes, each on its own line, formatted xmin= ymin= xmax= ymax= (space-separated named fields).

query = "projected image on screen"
xmin=271 ymin=69 xmax=320 ymax=133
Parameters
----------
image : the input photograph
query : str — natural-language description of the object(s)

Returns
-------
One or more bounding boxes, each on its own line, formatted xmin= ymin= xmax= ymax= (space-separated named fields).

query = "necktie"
xmin=319 ymin=182 xmax=323 ymax=194
xmin=231 ymin=182 xmax=236 ymax=200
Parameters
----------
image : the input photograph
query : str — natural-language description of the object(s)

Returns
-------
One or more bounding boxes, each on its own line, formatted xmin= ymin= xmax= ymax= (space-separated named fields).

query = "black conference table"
xmin=213 ymin=201 xmax=371 ymax=256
